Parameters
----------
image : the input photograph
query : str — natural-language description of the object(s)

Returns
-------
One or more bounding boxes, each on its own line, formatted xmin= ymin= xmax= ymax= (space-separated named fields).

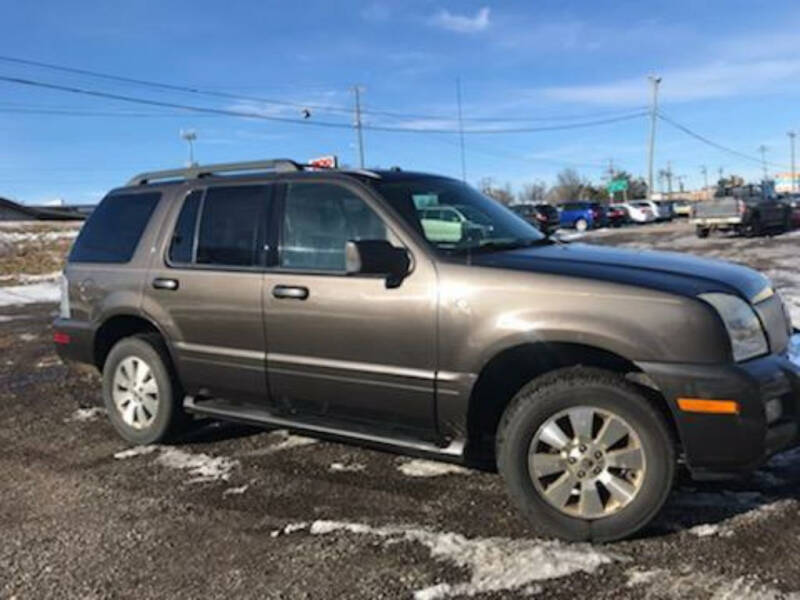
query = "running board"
xmin=184 ymin=397 xmax=465 ymax=460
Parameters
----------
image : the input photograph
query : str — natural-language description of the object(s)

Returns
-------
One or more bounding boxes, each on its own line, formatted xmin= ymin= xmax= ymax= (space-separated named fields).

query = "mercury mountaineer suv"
xmin=54 ymin=159 xmax=800 ymax=542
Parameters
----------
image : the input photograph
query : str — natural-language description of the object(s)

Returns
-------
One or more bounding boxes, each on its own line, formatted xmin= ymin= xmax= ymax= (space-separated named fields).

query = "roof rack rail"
xmin=127 ymin=158 xmax=303 ymax=186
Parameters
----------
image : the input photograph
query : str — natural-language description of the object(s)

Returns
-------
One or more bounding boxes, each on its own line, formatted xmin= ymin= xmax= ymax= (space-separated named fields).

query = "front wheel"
xmin=496 ymin=367 xmax=675 ymax=542
xmin=574 ymin=218 xmax=588 ymax=232
xmin=102 ymin=334 xmax=188 ymax=445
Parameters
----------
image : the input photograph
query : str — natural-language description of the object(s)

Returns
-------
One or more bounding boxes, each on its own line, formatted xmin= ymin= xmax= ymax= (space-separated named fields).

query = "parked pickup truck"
xmin=693 ymin=183 xmax=791 ymax=238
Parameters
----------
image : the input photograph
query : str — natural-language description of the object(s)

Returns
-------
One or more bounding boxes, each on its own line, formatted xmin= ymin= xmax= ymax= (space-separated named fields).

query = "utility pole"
xmin=455 ymin=77 xmax=467 ymax=182
xmin=180 ymin=129 xmax=197 ymax=166
xmin=789 ymin=131 xmax=797 ymax=192
xmin=700 ymin=165 xmax=709 ymax=200
xmin=718 ymin=166 xmax=724 ymax=184
xmin=646 ymin=75 xmax=662 ymax=200
xmin=757 ymin=144 xmax=769 ymax=181
xmin=665 ymin=161 xmax=674 ymax=200
xmin=353 ymin=85 xmax=365 ymax=168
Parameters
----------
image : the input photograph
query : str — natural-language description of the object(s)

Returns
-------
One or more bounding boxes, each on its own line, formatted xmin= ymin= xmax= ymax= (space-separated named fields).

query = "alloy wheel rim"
xmin=112 ymin=356 xmax=159 ymax=430
xmin=528 ymin=406 xmax=646 ymax=519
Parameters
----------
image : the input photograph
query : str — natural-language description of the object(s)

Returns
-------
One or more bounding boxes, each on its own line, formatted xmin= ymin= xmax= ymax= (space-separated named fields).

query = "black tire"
xmin=696 ymin=226 xmax=710 ymax=238
xmin=102 ymin=333 xmax=188 ymax=445
xmin=496 ymin=367 xmax=675 ymax=542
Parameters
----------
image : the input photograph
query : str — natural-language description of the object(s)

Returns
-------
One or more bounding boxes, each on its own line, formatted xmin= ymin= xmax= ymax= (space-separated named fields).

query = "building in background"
xmin=773 ymin=172 xmax=799 ymax=194
xmin=0 ymin=196 xmax=91 ymax=221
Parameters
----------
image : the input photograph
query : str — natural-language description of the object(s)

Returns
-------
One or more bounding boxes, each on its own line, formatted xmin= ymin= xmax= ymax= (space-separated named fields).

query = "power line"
xmin=0 ymin=73 xmax=648 ymax=134
xmin=0 ymin=54 xmax=646 ymax=124
xmin=657 ymin=112 xmax=789 ymax=170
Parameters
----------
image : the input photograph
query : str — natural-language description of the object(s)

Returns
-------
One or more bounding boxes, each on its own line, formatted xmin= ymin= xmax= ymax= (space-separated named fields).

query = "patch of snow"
xmin=626 ymin=568 xmax=798 ymax=599
xmin=18 ymin=333 xmax=37 ymax=342
xmin=296 ymin=520 xmax=619 ymax=599
xmin=223 ymin=484 xmax=250 ymax=497
xmin=329 ymin=461 xmax=366 ymax=473
xmin=0 ymin=315 xmax=24 ymax=322
xmin=397 ymin=459 xmax=472 ymax=478
xmin=0 ymin=281 xmax=60 ymax=307
xmin=0 ymin=230 xmax=77 ymax=243
xmin=35 ymin=355 xmax=61 ymax=368
xmin=155 ymin=447 xmax=239 ymax=483
xmin=241 ymin=430 xmax=317 ymax=456
xmin=114 ymin=445 xmax=159 ymax=460
xmin=67 ymin=407 xmax=106 ymax=422
xmin=270 ymin=522 xmax=309 ymax=538
xmin=768 ymin=447 xmax=800 ymax=469
xmin=688 ymin=523 xmax=721 ymax=538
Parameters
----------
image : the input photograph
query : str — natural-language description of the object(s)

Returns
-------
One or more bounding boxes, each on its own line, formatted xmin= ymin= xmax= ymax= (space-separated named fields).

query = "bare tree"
xmin=478 ymin=177 xmax=515 ymax=206
xmin=517 ymin=181 xmax=548 ymax=204
xmin=551 ymin=168 xmax=586 ymax=203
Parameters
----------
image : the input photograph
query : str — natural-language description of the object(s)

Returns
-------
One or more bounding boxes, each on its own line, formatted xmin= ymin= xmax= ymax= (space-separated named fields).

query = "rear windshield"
xmin=69 ymin=192 xmax=160 ymax=263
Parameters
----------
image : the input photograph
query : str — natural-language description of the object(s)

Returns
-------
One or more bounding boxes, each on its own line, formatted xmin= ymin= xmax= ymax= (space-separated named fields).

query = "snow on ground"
xmin=397 ymin=458 xmax=472 ymax=478
xmin=239 ymin=429 xmax=317 ymax=456
xmin=67 ymin=407 xmax=106 ymax=422
xmin=0 ymin=230 xmax=78 ymax=244
xmin=625 ymin=567 xmax=798 ymax=599
xmin=686 ymin=500 xmax=797 ymax=539
xmin=113 ymin=445 xmax=239 ymax=483
xmin=0 ymin=281 xmax=60 ymax=307
xmin=329 ymin=461 xmax=366 ymax=473
xmin=296 ymin=520 xmax=620 ymax=599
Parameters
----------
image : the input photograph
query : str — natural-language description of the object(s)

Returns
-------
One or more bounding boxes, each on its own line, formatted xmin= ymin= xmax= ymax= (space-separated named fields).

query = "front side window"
xmin=372 ymin=176 xmax=544 ymax=254
xmin=69 ymin=192 xmax=160 ymax=263
xmin=280 ymin=182 xmax=388 ymax=271
xmin=195 ymin=185 xmax=270 ymax=267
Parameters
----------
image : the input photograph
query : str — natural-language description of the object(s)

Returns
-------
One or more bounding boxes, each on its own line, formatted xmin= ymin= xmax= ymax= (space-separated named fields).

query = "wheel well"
xmin=94 ymin=315 xmax=160 ymax=369
xmin=465 ymin=342 xmax=678 ymax=465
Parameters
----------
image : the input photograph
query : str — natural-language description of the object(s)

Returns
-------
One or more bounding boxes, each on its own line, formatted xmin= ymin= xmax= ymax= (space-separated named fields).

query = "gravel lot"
xmin=1 ymin=220 xmax=799 ymax=599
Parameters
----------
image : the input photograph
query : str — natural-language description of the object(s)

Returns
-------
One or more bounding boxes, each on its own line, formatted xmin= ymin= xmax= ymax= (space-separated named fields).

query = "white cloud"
xmin=429 ymin=6 xmax=490 ymax=33
xmin=542 ymin=58 xmax=800 ymax=106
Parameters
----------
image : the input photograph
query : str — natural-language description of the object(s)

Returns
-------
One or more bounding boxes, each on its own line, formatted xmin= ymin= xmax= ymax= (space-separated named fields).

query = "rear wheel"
xmin=102 ymin=334 xmax=188 ymax=445
xmin=496 ymin=367 xmax=675 ymax=542
xmin=696 ymin=226 xmax=710 ymax=238
xmin=574 ymin=218 xmax=588 ymax=232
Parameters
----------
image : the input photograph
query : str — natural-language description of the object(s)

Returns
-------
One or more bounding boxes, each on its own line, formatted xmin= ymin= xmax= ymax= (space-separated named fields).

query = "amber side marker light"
xmin=677 ymin=398 xmax=740 ymax=415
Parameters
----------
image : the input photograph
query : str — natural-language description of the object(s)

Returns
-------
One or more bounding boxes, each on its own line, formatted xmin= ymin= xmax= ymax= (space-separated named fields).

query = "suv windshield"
xmin=372 ymin=176 xmax=545 ymax=253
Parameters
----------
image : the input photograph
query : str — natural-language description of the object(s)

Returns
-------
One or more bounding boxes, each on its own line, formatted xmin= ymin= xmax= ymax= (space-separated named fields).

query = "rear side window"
xmin=196 ymin=185 xmax=270 ymax=267
xmin=168 ymin=190 xmax=202 ymax=264
xmin=69 ymin=192 xmax=160 ymax=263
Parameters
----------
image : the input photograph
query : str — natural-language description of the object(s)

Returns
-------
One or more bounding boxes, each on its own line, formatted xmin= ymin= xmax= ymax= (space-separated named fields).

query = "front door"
xmin=143 ymin=184 xmax=273 ymax=403
xmin=262 ymin=179 xmax=438 ymax=435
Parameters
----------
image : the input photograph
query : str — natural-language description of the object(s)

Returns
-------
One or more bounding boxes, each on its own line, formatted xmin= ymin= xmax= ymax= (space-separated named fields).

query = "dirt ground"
xmin=2 ymin=220 xmax=800 ymax=599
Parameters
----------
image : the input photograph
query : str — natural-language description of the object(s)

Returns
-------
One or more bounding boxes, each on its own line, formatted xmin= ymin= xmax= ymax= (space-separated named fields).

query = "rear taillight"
xmin=53 ymin=331 xmax=71 ymax=345
xmin=59 ymin=273 xmax=70 ymax=319
xmin=738 ymin=200 xmax=746 ymax=215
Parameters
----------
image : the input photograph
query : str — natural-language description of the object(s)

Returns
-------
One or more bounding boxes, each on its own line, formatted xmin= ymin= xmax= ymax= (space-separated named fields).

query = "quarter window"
xmin=280 ymin=182 xmax=388 ymax=271
xmin=69 ymin=192 xmax=160 ymax=263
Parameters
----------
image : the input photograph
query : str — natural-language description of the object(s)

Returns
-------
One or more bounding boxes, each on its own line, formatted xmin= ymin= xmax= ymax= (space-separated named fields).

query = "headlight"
xmin=699 ymin=293 xmax=768 ymax=362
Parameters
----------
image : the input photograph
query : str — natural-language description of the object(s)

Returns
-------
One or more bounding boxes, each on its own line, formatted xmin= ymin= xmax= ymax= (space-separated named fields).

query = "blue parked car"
xmin=558 ymin=201 xmax=603 ymax=232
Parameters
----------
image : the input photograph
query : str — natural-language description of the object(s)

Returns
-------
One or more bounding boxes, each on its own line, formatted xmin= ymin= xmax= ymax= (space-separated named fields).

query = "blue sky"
xmin=2 ymin=0 xmax=800 ymax=204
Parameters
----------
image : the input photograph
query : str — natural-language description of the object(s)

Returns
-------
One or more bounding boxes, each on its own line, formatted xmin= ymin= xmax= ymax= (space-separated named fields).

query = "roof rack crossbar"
xmin=127 ymin=158 xmax=302 ymax=186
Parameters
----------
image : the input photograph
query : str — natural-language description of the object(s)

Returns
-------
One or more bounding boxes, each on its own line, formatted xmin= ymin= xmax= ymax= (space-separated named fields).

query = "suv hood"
xmin=469 ymin=242 xmax=769 ymax=302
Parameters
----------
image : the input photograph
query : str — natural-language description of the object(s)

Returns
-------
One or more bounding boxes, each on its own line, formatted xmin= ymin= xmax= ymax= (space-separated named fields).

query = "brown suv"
xmin=54 ymin=159 xmax=800 ymax=542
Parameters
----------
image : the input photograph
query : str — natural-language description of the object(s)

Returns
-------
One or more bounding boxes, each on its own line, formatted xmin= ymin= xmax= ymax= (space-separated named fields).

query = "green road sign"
xmin=607 ymin=178 xmax=629 ymax=193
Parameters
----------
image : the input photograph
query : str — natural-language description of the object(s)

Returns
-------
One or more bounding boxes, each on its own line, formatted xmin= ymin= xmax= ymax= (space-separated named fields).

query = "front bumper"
xmin=638 ymin=333 xmax=800 ymax=479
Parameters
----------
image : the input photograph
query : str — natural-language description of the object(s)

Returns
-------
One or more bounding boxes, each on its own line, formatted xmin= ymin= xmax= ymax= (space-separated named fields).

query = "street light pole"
xmin=646 ymin=75 xmax=661 ymax=200
xmin=180 ymin=129 xmax=197 ymax=166
xmin=700 ymin=165 xmax=709 ymax=199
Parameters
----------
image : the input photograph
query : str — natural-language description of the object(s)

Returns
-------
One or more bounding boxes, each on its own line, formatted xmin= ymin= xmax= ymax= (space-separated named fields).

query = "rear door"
xmin=261 ymin=178 xmax=438 ymax=435
xmin=142 ymin=183 xmax=273 ymax=403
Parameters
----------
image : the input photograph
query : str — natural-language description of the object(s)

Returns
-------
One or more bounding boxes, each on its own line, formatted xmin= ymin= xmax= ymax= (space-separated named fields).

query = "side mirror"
xmin=345 ymin=240 xmax=411 ymax=288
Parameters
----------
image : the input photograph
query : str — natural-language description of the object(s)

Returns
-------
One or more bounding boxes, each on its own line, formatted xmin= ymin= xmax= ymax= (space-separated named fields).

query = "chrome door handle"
xmin=272 ymin=285 xmax=309 ymax=300
xmin=152 ymin=277 xmax=179 ymax=291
